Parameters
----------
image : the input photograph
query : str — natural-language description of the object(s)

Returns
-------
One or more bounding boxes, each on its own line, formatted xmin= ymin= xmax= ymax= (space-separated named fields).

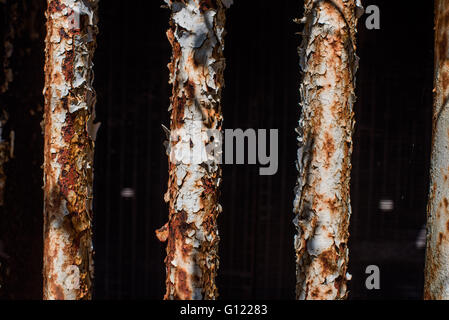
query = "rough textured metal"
xmin=156 ymin=0 xmax=231 ymax=300
xmin=43 ymin=0 xmax=99 ymax=300
xmin=293 ymin=0 xmax=361 ymax=300
xmin=424 ymin=0 xmax=449 ymax=300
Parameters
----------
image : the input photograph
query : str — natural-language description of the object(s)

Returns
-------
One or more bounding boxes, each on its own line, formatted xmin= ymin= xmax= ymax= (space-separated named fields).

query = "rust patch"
xmin=325 ymin=198 xmax=339 ymax=214
xmin=439 ymin=30 xmax=448 ymax=61
xmin=59 ymin=27 xmax=69 ymax=40
xmin=156 ymin=223 xmax=169 ymax=242
xmin=62 ymin=50 xmax=74 ymax=82
xmin=166 ymin=28 xmax=181 ymax=76
xmin=322 ymin=131 xmax=335 ymax=169
xmin=319 ymin=249 xmax=338 ymax=274
xmin=172 ymin=93 xmax=186 ymax=129
xmin=176 ymin=269 xmax=192 ymax=299
xmin=186 ymin=80 xmax=196 ymax=100
xmin=310 ymin=287 xmax=320 ymax=299
xmin=48 ymin=0 xmax=65 ymax=13
xmin=436 ymin=7 xmax=449 ymax=61
xmin=202 ymin=177 xmax=216 ymax=196
xmin=52 ymin=283 xmax=65 ymax=300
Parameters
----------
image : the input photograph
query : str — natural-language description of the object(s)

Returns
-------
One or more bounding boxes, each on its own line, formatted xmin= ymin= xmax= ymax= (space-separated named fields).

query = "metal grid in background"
xmin=93 ymin=0 xmax=434 ymax=300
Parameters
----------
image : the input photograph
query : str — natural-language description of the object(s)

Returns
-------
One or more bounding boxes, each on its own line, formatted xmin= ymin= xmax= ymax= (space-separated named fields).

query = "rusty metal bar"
xmin=156 ymin=0 xmax=231 ymax=300
xmin=43 ymin=0 xmax=99 ymax=300
xmin=293 ymin=0 xmax=362 ymax=300
xmin=424 ymin=0 xmax=449 ymax=300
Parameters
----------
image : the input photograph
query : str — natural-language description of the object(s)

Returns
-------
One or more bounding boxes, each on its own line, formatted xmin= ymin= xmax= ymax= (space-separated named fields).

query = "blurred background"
xmin=0 ymin=0 xmax=434 ymax=299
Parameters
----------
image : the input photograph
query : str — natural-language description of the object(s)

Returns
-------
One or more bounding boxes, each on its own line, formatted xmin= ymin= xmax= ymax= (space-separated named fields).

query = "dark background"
xmin=0 ymin=0 xmax=435 ymax=300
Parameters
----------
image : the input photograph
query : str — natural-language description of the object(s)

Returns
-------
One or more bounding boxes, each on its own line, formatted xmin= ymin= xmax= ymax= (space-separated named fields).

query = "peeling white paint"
xmin=293 ymin=0 xmax=361 ymax=300
xmin=160 ymin=0 xmax=230 ymax=301
xmin=424 ymin=0 xmax=449 ymax=300
xmin=43 ymin=0 xmax=99 ymax=301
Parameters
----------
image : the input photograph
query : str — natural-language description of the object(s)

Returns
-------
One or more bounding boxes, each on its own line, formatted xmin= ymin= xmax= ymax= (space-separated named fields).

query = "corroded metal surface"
xmin=157 ymin=0 xmax=231 ymax=300
xmin=43 ymin=0 xmax=99 ymax=300
xmin=293 ymin=0 xmax=361 ymax=300
xmin=424 ymin=0 xmax=449 ymax=300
